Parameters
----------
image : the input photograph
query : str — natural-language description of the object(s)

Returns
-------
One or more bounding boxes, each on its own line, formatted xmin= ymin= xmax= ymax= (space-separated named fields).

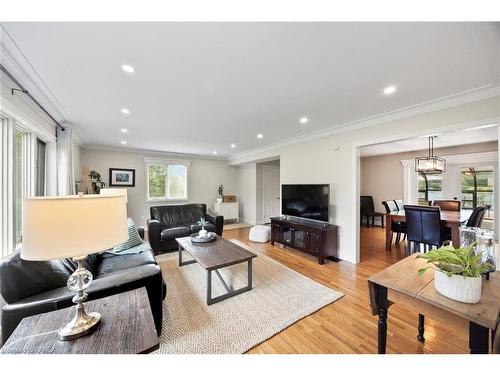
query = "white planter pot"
xmin=434 ymin=269 xmax=482 ymax=304
xmin=199 ymin=229 xmax=208 ymax=238
xmin=216 ymin=197 xmax=223 ymax=204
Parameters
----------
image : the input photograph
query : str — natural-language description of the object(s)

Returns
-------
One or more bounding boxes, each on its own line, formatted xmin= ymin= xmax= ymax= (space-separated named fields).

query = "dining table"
xmin=385 ymin=209 xmax=472 ymax=251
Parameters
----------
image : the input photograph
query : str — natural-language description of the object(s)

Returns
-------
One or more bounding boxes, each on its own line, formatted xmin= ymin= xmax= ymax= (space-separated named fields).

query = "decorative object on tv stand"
xmin=417 ymin=243 xmax=492 ymax=304
xmin=21 ymin=193 xmax=128 ymax=340
xmin=109 ymin=168 xmax=135 ymax=187
xmin=217 ymin=184 xmax=224 ymax=204
xmin=415 ymin=135 xmax=446 ymax=174
xmin=76 ymin=166 xmax=105 ymax=194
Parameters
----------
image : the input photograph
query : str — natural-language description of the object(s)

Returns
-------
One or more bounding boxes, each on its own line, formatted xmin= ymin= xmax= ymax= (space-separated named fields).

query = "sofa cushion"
xmin=161 ymin=226 xmax=191 ymax=241
xmin=112 ymin=218 xmax=144 ymax=252
xmin=95 ymin=250 xmax=157 ymax=277
xmin=189 ymin=223 xmax=217 ymax=234
xmin=151 ymin=204 xmax=207 ymax=227
xmin=0 ymin=251 xmax=73 ymax=304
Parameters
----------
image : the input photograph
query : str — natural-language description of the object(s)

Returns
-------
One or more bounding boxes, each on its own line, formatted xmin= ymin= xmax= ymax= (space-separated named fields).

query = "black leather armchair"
xmin=147 ymin=203 xmax=223 ymax=254
xmin=0 ymin=232 xmax=166 ymax=346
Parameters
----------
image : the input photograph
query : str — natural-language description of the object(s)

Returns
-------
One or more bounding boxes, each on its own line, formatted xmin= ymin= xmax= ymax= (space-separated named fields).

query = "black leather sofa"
xmin=147 ymin=203 xmax=223 ymax=254
xmin=0 ymin=234 xmax=166 ymax=346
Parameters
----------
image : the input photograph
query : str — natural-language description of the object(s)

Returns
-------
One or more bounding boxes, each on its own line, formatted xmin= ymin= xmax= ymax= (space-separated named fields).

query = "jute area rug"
xmin=154 ymin=239 xmax=343 ymax=354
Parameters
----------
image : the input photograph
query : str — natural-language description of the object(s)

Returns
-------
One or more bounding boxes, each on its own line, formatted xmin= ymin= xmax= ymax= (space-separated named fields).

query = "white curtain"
xmin=0 ymin=118 xmax=15 ymax=258
xmin=56 ymin=127 xmax=75 ymax=195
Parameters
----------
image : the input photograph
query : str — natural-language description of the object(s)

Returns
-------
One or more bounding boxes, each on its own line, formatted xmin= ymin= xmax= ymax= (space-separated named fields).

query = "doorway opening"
xmin=257 ymin=159 xmax=280 ymax=224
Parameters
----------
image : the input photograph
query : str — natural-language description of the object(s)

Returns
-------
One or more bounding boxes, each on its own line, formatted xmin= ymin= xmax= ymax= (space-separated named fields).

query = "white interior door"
xmin=262 ymin=166 xmax=280 ymax=223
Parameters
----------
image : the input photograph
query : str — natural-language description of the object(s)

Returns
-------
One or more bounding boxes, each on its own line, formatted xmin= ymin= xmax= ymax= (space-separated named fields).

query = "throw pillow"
xmin=112 ymin=217 xmax=144 ymax=252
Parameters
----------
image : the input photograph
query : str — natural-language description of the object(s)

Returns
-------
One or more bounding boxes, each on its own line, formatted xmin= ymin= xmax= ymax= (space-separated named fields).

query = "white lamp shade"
xmin=100 ymin=188 xmax=128 ymax=203
xmin=21 ymin=194 xmax=128 ymax=260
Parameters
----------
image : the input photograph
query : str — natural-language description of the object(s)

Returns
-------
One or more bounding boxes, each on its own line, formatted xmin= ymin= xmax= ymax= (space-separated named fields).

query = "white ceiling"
xmin=2 ymin=22 xmax=499 ymax=157
xmin=359 ymin=125 xmax=498 ymax=157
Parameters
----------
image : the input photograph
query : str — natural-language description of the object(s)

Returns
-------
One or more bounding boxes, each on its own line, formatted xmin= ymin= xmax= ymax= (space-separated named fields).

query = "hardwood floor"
xmin=222 ymin=226 xmax=469 ymax=354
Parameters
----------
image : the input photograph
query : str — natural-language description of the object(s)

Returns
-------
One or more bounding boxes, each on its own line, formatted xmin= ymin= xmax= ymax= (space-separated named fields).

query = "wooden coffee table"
xmin=176 ymin=236 xmax=257 ymax=305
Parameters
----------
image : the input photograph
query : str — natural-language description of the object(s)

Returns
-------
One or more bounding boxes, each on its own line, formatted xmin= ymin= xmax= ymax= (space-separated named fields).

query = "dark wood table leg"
xmin=469 ymin=321 xmax=489 ymax=354
xmin=375 ymin=283 xmax=388 ymax=354
xmin=417 ymin=314 xmax=425 ymax=342
xmin=450 ymin=223 xmax=460 ymax=248
xmin=178 ymin=243 xmax=182 ymax=266
xmin=207 ymin=269 xmax=212 ymax=305
xmin=385 ymin=214 xmax=392 ymax=251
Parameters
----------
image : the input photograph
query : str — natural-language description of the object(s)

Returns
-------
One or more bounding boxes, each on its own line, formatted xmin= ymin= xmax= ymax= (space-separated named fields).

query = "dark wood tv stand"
xmin=270 ymin=216 xmax=339 ymax=265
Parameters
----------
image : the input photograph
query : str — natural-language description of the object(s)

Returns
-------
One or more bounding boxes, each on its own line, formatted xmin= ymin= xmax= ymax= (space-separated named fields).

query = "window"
xmin=35 ymin=138 xmax=46 ymax=196
xmin=417 ymin=171 xmax=443 ymax=205
xmin=461 ymin=167 xmax=494 ymax=213
xmin=145 ymin=158 xmax=190 ymax=201
xmin=14 ymin=129 xmax=24 ymax=246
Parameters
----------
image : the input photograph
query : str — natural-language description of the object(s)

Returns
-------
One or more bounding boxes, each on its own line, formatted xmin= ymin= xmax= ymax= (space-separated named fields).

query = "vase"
xmin=434 ymin=269 xmax=482 ymax=304
xmin=199 ymin=228 xmax=208 ymax=238
xmin=216 ymin=197 xmax=223 ymax=204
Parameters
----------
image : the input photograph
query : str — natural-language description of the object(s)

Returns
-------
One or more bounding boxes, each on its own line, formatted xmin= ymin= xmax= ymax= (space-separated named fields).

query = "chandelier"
xmin=415 ymin=136 xmax=446 ymax=174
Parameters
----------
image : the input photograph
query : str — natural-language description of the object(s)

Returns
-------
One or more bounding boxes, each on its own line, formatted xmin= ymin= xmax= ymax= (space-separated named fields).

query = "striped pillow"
xmin=112 ymin=217 xmax=144 ymax=252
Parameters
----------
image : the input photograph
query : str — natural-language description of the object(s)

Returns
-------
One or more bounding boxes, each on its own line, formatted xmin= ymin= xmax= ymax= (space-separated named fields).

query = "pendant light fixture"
xmin=415 ymin=136 xmax=446 ymax=174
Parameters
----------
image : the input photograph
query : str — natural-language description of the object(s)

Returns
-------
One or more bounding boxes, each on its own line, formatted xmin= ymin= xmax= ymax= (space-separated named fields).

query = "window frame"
xmin=144 ymin=158 xmax=191 ymax=202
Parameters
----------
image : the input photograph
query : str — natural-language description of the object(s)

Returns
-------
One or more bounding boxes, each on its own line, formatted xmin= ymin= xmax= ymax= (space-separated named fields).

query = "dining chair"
xmin=394 ymin=199 xmax=404 ymax=211
xmin=465 ymin=206 xmax=489 ymax=228
xmin=360 ymin=196 xmax=385 ymax=228
xmin=404 ymin=205 xmax=451 ymax=256
xmin=433 ymin=199 xmax=461 ymax=212
xmin=382 ymin=200 xmax=406 ymax=250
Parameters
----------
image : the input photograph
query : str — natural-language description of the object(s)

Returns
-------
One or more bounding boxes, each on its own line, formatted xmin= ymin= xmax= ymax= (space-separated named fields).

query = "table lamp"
xmin=100 ymin=188 xmax=128 ymax=203
xmin=21 ymin=193 xmax=128 ymax=340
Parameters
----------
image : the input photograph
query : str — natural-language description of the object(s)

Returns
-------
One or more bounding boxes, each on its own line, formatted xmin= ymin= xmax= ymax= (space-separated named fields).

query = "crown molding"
xmin=1 ymin=25 xmax=69 ymax=121
xmin=82 ymin=144 xmax=225 ymax=161
xmin=228 ymin=86 xmax=500 ymax=164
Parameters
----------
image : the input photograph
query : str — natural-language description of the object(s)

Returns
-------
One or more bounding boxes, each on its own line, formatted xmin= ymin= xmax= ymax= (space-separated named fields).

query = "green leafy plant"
xmin=197 ymin=217 xmax=208 ymax=229
xmin=89 ymin=170 xmax=106 ymax=194
xmin=417 ymin=243 xmax=492 ymax=278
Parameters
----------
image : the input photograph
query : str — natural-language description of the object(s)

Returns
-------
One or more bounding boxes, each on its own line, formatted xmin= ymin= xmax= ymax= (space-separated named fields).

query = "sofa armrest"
xmin=206 ymin=210 xmax=224 ymax=236
xmin=137 ymin=226 xmax=145 ymax=240
xmin=147 ymin=219 xmax=163 ymax=255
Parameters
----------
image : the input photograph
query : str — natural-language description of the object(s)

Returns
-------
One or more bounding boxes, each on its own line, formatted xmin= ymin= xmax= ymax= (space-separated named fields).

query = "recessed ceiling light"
xmin=121 ymin=108 xmax=130 ymax=115
xmin=121 ymin=64 xmax=135 ymax=73
xmin=257 ymin=133 xmax=263 ymax=139
xmin=299 ymin=117 xmax=309 ymax=124
xmin=212 ymin=151 xmax=217 ymax=154
xmin=463 ymin=124 xmax=497 ymax=131
xmin=383 ymin=85 xmax=397 ymax=95
xmin=120 ymin=128 xmax=128 ymax=133
xmin=230 ymin=144 xmax=236 ymax=148
xmin=121 ymin=140 xmax=127 ymax=145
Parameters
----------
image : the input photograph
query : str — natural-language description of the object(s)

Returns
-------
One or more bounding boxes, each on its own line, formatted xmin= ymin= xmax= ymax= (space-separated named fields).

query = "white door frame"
xmin=352 ymin=118 xmax=499 ymax=264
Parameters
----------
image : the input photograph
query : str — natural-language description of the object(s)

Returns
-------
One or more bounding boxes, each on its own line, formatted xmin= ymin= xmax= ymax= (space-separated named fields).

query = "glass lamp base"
xmin=58 ymin=304 xmax=101 ymax=341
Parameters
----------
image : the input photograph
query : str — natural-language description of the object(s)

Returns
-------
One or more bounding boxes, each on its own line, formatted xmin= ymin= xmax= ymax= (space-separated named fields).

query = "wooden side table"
xmin=1 ymin=288 xmax=159 ymax=354
xmin=368 ymin=254 xmax=500 ymax=354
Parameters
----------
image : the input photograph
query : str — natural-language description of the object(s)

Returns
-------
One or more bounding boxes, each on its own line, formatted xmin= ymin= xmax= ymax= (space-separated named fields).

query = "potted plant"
xmin=417 ymin=244 xmax=492 ymax=304
xmin=89 ymin=170 xmax=106 ymax=194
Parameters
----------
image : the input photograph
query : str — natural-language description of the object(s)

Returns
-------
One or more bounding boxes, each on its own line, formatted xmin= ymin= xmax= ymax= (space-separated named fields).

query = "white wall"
xmin=81 ymin=148 xmax=239 ymax=227
xmin=229 ymin=96 xmax=500 ymax=263
xmin=237 ymin=163 xmax=257 ymax=224
xmin=361 ymin=141 xmax=499 ymax=214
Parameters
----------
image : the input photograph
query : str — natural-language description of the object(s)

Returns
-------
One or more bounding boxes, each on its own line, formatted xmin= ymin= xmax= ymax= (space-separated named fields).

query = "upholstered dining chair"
xmin=465 ymin=206 xmax=489 ymax=228
xmin=382 ymin=200 xmax=406 ymax=250
xmin=394 ymin=199 xmax=404 ymax=211
xmin=404 ymin=205 xmax=451 ymax=256
xmin=360 ymin=196 xmax=385 ymax=228
xmin=433 ymin=199 xmax=461 ymax=212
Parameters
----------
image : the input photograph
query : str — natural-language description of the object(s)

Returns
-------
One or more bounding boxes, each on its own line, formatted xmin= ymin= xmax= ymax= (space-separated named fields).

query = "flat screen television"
xmin=281 ymin=184 xmax=330 ymax=222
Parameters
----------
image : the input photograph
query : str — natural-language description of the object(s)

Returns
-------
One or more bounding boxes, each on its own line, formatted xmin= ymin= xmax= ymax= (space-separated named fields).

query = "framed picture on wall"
xmin=109 ymin=168 xmax=135 ymax=187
